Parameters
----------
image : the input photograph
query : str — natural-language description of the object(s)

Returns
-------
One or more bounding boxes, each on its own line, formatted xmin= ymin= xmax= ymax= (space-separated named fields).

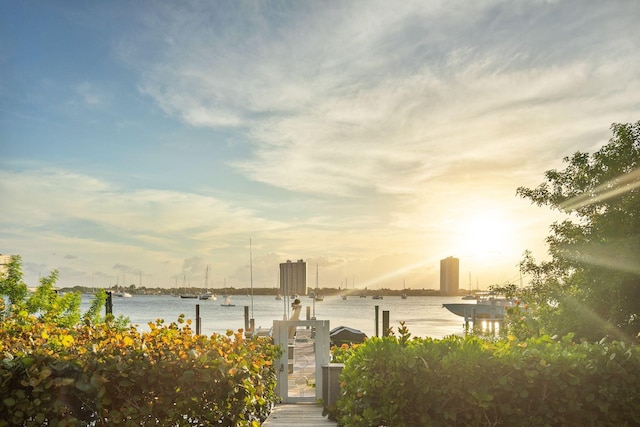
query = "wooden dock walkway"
xmin=262 ymin=403 xmax=337 ymax=426
xmin=262 ymin=326 xmax=338 ymax=426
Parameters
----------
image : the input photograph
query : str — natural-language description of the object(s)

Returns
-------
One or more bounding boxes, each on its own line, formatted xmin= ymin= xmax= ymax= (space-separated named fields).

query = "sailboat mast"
xmin=312 ymin=264 xmax=318 ymax=318
xmin=249 ymin=238 xmax=254 ymax=319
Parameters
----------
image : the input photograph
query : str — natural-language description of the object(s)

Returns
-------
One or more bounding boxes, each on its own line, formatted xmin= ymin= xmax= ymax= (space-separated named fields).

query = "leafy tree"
xmin=508 ymin=121 xmax=639 ymax=342
xmin=83 ymin=288 xmax=108 ymax=324
xmin=0 ymin=255 xmax=28 ymax=309
xmin=0 ymin=255 xmax=125 ymax=328
xmin=23 ymin=269 xmax=83 ymax=327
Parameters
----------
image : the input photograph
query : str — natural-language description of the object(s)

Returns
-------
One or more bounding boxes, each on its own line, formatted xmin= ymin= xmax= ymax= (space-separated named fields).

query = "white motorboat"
xmin=443 ymin=292 xmax=514 ymax=319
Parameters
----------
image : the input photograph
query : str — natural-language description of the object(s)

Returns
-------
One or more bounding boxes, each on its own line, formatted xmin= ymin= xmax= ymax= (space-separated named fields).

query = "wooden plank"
xmin=262 ymin=403 xmax=337 ymax=426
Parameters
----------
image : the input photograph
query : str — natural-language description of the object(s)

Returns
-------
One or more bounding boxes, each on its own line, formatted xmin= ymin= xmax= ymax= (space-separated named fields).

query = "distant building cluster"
xmin=440 ymin=256 xmax=459 ymax=296
xmin=279 ymin=259 xmax=306 ymax=296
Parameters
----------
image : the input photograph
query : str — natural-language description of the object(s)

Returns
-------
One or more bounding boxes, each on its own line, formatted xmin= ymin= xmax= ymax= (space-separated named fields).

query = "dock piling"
xmin=375 ymin=305 xmax=379 ymax=337
xmin=382 ymin=310 xmax=389 ymax=336
xmin=195 ymin=304 xmax=201 ymax=335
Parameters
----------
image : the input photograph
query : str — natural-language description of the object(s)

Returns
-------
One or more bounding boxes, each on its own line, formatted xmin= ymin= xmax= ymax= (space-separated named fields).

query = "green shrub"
xmin=337 ymin=334 xmax=640 ymax=426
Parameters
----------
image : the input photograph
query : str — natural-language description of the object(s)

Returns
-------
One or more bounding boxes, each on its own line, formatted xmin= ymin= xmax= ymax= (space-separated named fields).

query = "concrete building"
xmin=279 ymin=259 xmax=307 ymax=297
xmin=440 ymin=256 xmax=459 ymax=296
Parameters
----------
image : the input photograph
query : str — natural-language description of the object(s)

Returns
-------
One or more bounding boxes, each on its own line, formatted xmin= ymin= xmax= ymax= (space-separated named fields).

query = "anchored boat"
xmin=443 ymin=292 xmax=514 ymax=319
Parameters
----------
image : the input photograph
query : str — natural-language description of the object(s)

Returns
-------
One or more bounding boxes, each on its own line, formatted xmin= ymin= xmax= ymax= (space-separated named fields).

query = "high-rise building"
xmin=440 ymin=256 xmax=459 ymax=296
xmin=279 ymin=259 xmax=307 ymax=297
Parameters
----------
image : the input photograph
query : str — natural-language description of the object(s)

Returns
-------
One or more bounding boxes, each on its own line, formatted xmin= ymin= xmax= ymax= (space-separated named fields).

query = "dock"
xmin=262 ymin=403 xmax=337 ymax=426
xmin=262 ymin=326 xmax=338 ymax=426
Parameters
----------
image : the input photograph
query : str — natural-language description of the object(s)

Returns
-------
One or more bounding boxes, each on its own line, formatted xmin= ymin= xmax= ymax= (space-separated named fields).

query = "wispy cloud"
xmin=74 ymin=82 xmax=105 ymax=108
xmin=114 ymin=1 xmax=640 ymax=201
xmin=0 ymin=168 xmax=279 ymax=253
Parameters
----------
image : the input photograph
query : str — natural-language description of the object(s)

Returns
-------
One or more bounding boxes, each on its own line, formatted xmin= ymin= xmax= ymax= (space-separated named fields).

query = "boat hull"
xmin=443 ymin=303 xmax=507 ymax=319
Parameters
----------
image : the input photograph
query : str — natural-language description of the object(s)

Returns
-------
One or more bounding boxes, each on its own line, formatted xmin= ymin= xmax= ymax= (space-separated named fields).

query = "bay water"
xmin=83 ymin=294 xmax=468 ymax=339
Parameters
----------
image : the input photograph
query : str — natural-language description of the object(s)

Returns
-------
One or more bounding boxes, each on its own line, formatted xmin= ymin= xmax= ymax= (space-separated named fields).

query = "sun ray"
xmin=560 ymin=168 xmax=640 ymax=211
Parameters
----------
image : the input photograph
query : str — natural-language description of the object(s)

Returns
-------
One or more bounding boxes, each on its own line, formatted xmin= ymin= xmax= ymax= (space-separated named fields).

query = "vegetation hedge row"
xmin=0 ymin=314 xmax=281 ymax=426
xmin=336 ymin=333 xmax=640 ymax=427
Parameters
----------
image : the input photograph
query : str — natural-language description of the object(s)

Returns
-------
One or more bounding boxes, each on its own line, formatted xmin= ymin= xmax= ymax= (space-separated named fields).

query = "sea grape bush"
xmin=0 ymin=313 xmax=282 ymax=426
xmin=336 ymin=333 xmax=640 ymax=426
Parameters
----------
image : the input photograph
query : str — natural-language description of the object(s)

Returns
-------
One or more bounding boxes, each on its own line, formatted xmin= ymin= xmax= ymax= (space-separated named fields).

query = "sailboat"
xmin=401 ymin=279 xmax=408 ymax=299
xmin=113 ymin=276 xmax=132 ymax=297
xmin=221 ymin=295 xmax=235 ymax=307
xmin=114 ymin=287 xmax=132 ymax=298
xmin=180 ymin=274 xmax=197 ymax=298
xmin=199 ymin=265 xmax=217 ymax=300
xmin=461 ymin=273 xmax=478 ymax=300
xmin=372 ymin=283 xmax=383 ymax=299
xmin=313 ymin=264 xmax=324 ymax=301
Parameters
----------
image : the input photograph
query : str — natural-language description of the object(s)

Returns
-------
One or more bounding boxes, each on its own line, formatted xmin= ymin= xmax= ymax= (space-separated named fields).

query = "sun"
xmin=454 ymin=212 xmax=517 ymax=262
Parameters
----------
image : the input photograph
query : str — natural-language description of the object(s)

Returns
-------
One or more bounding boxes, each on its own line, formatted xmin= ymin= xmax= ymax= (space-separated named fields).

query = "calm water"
xmin=81 ymin=294 xmax=468 ymax=339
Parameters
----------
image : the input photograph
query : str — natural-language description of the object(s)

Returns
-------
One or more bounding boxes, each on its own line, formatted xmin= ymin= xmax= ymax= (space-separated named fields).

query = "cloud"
xmin=111 ymin=1 xmax=640 ymax=205
xmin=0 ymin=168 xmax=282 ymax=259
xmin=112 ymin=263 xmax=137 ymax=273
xmin=74 ymin=82 xmax=105 ymax=108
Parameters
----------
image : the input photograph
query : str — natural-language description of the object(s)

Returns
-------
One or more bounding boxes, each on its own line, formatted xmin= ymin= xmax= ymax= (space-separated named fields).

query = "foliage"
xmin=509 ymin=121 xmax=640 ymax=342
xmin=24 ymin=270 xmax=82 ymax=328
xmin=0 ymin=313 xmax=282 ymax=426
xmin=82 ymin=289 xmax=108 ymax=325
xmin=336 ymin=333 xmax=640 ymax=427
xmin=1 ymin=256 xmax=281 ymax=425
xmin=331 ymin=342 xmax=365 ymax=364
xmin=0 ymin=255 xmax=28 ymax=309
xmin=0 ymin=255 xmax=128 ymax=329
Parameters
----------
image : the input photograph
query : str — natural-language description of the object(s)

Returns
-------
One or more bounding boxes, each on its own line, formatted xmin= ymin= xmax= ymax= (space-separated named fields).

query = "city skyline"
xmin=2 ymin=2 xmax=639 ymax=290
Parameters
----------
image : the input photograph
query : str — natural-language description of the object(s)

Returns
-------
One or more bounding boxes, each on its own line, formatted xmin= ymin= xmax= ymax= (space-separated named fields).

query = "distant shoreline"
xmin=60 ymin=285 xmax=479 ymax=298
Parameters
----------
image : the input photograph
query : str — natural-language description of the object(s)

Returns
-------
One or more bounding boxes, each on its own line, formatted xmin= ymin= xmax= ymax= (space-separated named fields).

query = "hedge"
xmin=0 ymin=314 xmax=281 ymax=426
xmin=336 ymin=333 xmax=640 ymax=426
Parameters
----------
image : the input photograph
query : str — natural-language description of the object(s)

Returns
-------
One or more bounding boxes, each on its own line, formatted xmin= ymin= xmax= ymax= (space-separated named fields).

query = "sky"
xmin=1 ymin=1 xmax=639 ymax=291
